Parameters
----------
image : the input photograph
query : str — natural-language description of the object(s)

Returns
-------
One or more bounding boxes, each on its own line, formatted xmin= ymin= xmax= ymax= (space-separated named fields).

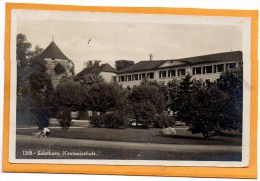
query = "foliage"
xmin=167 ymin=79 xmax=180 ymax=112
xmin=89 ymin=115 xmax=105 ymax=128
xmin=128 ymin=83 xmax=167 ymax=113
xmin=87 ymin=82 xmax=123 ymax=113
xmin=217 ymin=67 xmax=243 ymax=130
xmin=54 ymin=63 xmax=66 ymax=75
xmin=131 ymin=102 xmax=157 ymax=128
xmin=78 ymin=74 xmax=104 ymax=88
xmin=153 ymin=112 xmax=176 ymax=128
xmin=57 ymin=108 xmax=72 ymax=131
xmin=28 ymin=58 xmax=53 ymax=129
xmin=49 ymin=78 xmax=86 ymax=114
xmin=17 ymin=33 xmax=32 ymax=96
xmin=188 ymin=84 xmax=230 ymax=139
xmin=176 ymin=74 xmax=194 ymax=125
xmin=16 ymin=33 xmax=32 ymax=64
xmin=103 ymin=111 xmax=127 ymax=128
xmin=115 ymin=60 xmax=134 ymax=71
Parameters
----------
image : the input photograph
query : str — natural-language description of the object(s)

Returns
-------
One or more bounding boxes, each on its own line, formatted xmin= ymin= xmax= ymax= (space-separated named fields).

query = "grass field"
xmin=16 ymin=126 xmax=242 ymax=146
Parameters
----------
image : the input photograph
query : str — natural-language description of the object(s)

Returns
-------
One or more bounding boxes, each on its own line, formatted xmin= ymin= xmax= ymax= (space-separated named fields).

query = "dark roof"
xmin=173 ymin=51 xmax=242 ymax=66
xmin=74 ymin=63 xmax=116 ymax=80
xmin=118 ymin=51 xmax=242 ymax=74
xmin=118 ymin=60 xmax=167 ymax=74
xmin=40 ymin=41 xmax=69 ymax=60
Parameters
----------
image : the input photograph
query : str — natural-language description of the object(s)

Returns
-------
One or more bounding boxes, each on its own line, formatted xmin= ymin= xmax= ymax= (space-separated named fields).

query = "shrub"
xmin=131 ymin=102 xmax=157 ymax=128
xmin=57 ymin=108 xmax=72 ymax=131
xmin=103 ymin=111 xmax=127 ymax=128
xmin=89 ymin=115 xmax=105 ymax=128
xmin=153 ymin=113 xmax=176 ymax=128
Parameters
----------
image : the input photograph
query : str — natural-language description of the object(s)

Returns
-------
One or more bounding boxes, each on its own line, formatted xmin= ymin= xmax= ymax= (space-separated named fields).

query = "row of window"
xmin=192 ymin=62 xmax=240 ymax=75
xmin=118 ymin=72 xmax=154 ymax=82
xmin=118 ymin=62 xmax=242 ymax=82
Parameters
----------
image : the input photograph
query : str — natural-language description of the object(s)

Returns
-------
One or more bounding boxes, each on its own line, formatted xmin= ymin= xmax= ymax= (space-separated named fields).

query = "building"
xmin=74 ymin=61 xmax=117 ymax=83
xmin=40 ymin=41 xmax=74 ymax=88
xmin=116 ymin=51 xmax=243 ymax=88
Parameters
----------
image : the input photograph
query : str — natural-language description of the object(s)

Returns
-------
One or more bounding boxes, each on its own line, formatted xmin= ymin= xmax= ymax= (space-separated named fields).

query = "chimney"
xmin=93 ymin=60 xmax=101 ymax=67
xmin=150 ymin=54 xmax=153 ymax=61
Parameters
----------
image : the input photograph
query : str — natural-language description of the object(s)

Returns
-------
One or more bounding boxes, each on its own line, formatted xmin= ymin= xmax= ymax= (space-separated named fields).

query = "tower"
xmin=40 ymin=41 xmax=74 ymax=88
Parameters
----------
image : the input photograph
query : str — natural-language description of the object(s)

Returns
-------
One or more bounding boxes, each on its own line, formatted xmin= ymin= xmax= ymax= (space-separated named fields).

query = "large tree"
xmin=28 ymin=57 xmax=53 ymax=129
xmin=188 ymin=83 xmax=230 ymax=139
xmin=217 ymin=66 xmax=243 ymax=130
xmin=128 ymin=83 xmax=167 ymax=127
xmin=87 ymin=82 xmax=123 ymax=114
xmin=115 ymin=60 xmax=134 ymax=71
xmin=174 ymin=74 xmax=194 ymax=125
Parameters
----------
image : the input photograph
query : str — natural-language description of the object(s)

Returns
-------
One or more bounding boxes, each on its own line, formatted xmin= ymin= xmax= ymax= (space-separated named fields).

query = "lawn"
xmin=16 ymin=126 xmax=242 ymax=146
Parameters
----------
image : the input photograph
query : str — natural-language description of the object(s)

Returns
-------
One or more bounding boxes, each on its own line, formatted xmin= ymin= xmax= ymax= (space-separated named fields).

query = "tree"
xmin=50 ymin=78 xmax=86 ymax=113
xmin=78 ymin=74 xmax=104 ymax=89
xmin=217 ymin=66 xmax=243 ymax=130
xmin=115 ymin=60 xmax=134 ymax=71
xmin=28 ymin=57 xmax=53 ymax=129
xmin=16 ymin=34 xmax=44 ymax=96
xmin=188 ymin=84 xmax=230 ymax=139
xmin=128 ymin=83 xmax=167 ymax=127
xmin=168 ymin=79 xmax=180 ymax=113
xmin=17 ymin=34 xmax=32 ymax=96
xmin=16 ymin=33 xmax=32 ymax=64
xmin=87 ymin=82 xmax=123 ymax=114
xmin=174 ymin=74 xmax=194 ymax=125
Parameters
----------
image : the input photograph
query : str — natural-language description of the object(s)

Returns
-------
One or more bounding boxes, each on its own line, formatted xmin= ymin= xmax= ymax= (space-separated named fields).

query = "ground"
xmin=16 ymin=126 xmax=242 ymax=161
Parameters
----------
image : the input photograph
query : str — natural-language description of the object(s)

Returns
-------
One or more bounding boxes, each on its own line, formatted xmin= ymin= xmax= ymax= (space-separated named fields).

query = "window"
xmin=168 ymin=70 xmax=176 ymax=77
xmin=141 ymin=73 xmax=146 ymax=79
xmin=119 ymin=76 xmax=125 ymax=82
xmin=192 ymin=67 xmax=202 ymax=75
xmin=216 ymin=64 xmax=224 ymax=73
xmin=147 ymin=72 xmax=154 ymax=79
xmin=127 ymin=75 xmax=131 ymax=81
xmin=139 ymin=73 xmax=146 ymax=80
xmin=238 ymin=62 xmax=243 ymax=67
xmin=132 ymin=74 xmax=138 ymax=81
xmin=203 ymin=66 xmax=213 ymax=74
xmin=178 ymin=69 xmax=186 ymax=76
xmin=159 ymin=71 xmax=167 ymax=78
xmin=227 ymin=63 xmax=236 ymax=69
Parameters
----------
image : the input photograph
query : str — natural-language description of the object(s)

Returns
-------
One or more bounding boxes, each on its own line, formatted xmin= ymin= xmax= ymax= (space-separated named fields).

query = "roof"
xmin=172 ymin=51 xmax=242 ymax=66
xmin=118 ymin=51 xmax=242 ymax=74
xmin=74 ymin=63 xmax=116 ymax=80
xmin=40 ymin=41 xmax=69 ymax=60
xmin=118 ymin=60 xmax=167 ymax=74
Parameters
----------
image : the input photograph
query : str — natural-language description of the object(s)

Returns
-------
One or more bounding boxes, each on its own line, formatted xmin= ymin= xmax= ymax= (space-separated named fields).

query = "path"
xmin=17 ymin=134 xmax=241 ymax=153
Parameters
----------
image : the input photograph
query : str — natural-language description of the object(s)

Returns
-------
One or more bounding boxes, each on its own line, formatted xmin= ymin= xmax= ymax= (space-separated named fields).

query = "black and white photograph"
xmin=9 ymin=8 xmax=251 ymax=167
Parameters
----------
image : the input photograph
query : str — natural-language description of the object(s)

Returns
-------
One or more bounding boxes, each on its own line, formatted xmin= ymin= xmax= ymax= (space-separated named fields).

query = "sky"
xmin=14 ymin=10 xmax=245 ymax=74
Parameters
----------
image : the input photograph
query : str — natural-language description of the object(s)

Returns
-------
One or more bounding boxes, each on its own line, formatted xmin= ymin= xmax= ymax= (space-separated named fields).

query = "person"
xmin=41 ymin=127 xmax=51 ymax=138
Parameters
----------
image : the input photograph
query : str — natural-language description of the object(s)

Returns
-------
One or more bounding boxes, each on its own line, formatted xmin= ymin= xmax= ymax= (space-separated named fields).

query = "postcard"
xmin=2 ymin=3 xmax=258 ymax=178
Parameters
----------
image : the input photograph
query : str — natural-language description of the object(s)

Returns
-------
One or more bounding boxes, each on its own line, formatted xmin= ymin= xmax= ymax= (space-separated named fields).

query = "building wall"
xmin=100 ymin=72 xmax=117 ymax=83
xmin=45 ymin=58 xmax=74 ymax=88
xmin=117 ymin=60 xmax=242 ymax=88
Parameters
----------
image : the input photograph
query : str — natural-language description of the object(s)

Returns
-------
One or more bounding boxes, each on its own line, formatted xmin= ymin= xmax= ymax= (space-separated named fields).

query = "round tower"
xmin=40 ymin=41 xmax=74 ymax=88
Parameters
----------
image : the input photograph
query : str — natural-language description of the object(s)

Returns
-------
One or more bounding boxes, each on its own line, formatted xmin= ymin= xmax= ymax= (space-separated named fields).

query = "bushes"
xmin=153 ymin=113 xmax=176 ymax=128
xmin=90 ymin=112 xmax=127 ymax=128
xmin=57 ymin=108 xmax=72 ymax=131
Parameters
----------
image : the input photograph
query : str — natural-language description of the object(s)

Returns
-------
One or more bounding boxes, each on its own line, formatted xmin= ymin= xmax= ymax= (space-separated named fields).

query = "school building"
xmin=116 ymin=51 xmax=243 ymax=88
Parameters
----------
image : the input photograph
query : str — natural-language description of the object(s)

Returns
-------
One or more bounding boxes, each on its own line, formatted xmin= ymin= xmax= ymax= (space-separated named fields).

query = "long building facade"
xmin=116 ymin=51 xmax=243 ymax=88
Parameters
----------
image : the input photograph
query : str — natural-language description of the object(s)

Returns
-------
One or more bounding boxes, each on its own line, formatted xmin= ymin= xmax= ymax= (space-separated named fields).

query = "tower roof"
xmin=40 ymin=41 xmax=69 ymax=60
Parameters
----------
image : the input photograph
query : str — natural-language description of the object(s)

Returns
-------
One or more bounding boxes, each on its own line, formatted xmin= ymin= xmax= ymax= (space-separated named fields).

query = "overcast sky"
xmin=14 ymin=10 xmax=244 ymax=73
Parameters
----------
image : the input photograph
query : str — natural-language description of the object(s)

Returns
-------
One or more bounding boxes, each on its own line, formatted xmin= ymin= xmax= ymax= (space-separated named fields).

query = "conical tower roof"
xmin=40 ymin=41 xmax=69 ymax=60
